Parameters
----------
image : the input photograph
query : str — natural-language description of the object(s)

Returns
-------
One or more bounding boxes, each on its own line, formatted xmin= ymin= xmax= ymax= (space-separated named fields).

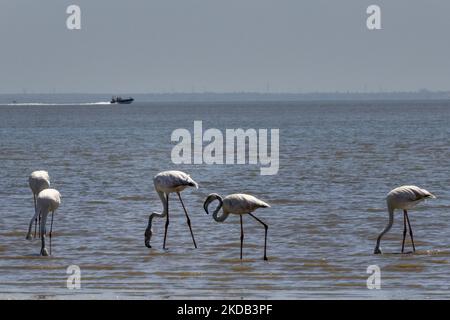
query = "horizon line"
xmin=1 ymin=89 xmax=449 ymax=95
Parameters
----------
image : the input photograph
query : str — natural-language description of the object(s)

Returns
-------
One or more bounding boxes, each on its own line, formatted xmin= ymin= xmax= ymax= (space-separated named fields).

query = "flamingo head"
xmin=203 ymin=193 xmax=223 ymax=215
xmin=144 ymin=227 xmax=153 ymax=248
xmin=144 ymin=213 xmax=156 ymax=248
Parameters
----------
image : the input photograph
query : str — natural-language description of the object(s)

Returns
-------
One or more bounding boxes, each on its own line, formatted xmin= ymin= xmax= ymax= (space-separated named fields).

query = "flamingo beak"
xmin=144 ymin=225 xmax=153 ymax=248
xmin=144 ymin=232 xmax=152 ymax=248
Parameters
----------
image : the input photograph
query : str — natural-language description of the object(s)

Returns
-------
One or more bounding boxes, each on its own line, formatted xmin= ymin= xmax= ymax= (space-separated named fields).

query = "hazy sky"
xmin=1 ymin=0 xmax=450 ymax=93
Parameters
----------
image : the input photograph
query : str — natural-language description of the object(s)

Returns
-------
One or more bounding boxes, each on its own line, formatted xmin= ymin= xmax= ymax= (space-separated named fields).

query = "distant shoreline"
xmin=1 ymin=91 xmax=450 ymax=103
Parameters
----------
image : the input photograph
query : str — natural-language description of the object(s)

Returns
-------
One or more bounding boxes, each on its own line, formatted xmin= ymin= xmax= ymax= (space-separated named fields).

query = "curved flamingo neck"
xmin=212 ymin=196 xmax=229 ymax=222
xmin=375 ymin=206 xmax=394 ymax=252
xmin=146 ymin=191 xmax=168 ymax=232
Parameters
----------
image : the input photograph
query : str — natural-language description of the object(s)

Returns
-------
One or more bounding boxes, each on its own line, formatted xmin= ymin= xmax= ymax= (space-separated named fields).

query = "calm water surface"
xmin=0 ymin=101 xmax=449 ymax=299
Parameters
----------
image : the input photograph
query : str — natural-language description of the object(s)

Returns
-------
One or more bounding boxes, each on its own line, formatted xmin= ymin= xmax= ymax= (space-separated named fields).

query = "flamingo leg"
xmin=40 ymin=222 xmax=45 ymax=255
xmin=33 ymin=194 xmax=37 ymax=238
xmin=163 ymin=194 xmax=170 ymax=250
xmin=405 ymin=210 xmax=416 ymax=252
xmin=39 ymin=209 xmax=49 ymax=256
xmin=401 ymin=210 xmax=407 ymax=253
xmin=240 ymin=215 xmax=244 ymax=260
xmin=38 ymin=211 xmax=41 ymax=238
xmin=49 ymin=211 xmax=54 ymax=256
xmin=248 ymin=213 xmax=268 ymax=261
xmin=177 ymin=192 xmax=197 ymax=249
xmin=26 ymin=209 xmax=38 ymax=240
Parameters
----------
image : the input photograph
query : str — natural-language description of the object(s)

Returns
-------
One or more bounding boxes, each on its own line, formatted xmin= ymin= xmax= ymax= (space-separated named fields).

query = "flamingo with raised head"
xmin=27 ymin=171 xmax=50 ymax=239
xmin=203 ymin=193 xmax=270 ymax=260
xmin=374 ymin=185 xmax=436 ymax=254
xmin=26 ymin=189 xmax=61 ymax=256
xmin=144 ymin=170 xmax=198 ymax=249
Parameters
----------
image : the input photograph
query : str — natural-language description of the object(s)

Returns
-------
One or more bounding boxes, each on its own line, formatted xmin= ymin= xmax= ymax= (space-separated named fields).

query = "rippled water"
xmin=1 ymin=101 xmax=449 ymax=299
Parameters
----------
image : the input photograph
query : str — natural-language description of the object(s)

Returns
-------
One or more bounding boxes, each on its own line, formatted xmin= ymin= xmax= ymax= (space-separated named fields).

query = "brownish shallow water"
xmin=0 ymin=101 xmax=449 ymax=299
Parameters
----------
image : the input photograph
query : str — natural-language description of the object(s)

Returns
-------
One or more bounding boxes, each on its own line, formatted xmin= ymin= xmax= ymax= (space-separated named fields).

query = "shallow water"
xmin=0 ymin=101 xmax=449 ymax=299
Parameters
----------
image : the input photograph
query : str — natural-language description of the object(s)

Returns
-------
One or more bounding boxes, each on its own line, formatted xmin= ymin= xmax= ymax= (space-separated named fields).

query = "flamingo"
xmin=203 ymin=193 xmax=270 ymax=260
xmin=26 ymin=189 xmax=61 ymax=256
xmin=144 ymin=170 xmax=199 ymax=249
xmin=27 ymin=171 xmax=50 ymax=239
xmin=374 ymin=185 xmax=436 ymax=254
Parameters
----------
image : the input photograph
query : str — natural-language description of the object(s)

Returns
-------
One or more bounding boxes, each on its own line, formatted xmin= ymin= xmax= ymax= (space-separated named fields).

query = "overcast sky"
xmin=1 ymin=0 xmax=449 ymax=93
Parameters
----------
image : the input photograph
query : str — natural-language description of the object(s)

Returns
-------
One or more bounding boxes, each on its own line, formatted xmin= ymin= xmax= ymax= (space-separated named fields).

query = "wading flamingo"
xmin=26 ymin=189 xmax=61 ymax=256
xmin=374 ymin=185 xmax=436 ymax=254
xmin=203 ymin=193 xmax=270 ymax=260
xmin=144 ymin=170 xmax=198 ymax=249
xmin=27 ymin=171 xmax=50 ymax=239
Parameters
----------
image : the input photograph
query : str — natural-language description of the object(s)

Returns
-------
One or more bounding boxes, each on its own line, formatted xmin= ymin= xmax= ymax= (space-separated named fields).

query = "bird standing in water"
xmin=145 ymin=170 xmax=198 ymax=249
xmin=27 ymin=171 xmax=50 ymax=239
xmin=26 ymin=189 xmax=61 ymax=256
xmin=374 ymin=185 xmax=436 ymax=254
xmin=203 ymin=193 xmax=270 ymax=260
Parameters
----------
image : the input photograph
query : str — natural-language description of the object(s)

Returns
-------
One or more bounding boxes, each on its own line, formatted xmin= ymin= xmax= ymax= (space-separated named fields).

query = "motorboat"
xmin=110 ymin=96 xmax=134 ymax=104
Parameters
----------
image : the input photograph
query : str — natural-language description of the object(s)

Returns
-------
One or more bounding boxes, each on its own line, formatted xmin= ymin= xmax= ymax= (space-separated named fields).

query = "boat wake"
xmin=0 ymin=101 xmax=112 ymax=106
